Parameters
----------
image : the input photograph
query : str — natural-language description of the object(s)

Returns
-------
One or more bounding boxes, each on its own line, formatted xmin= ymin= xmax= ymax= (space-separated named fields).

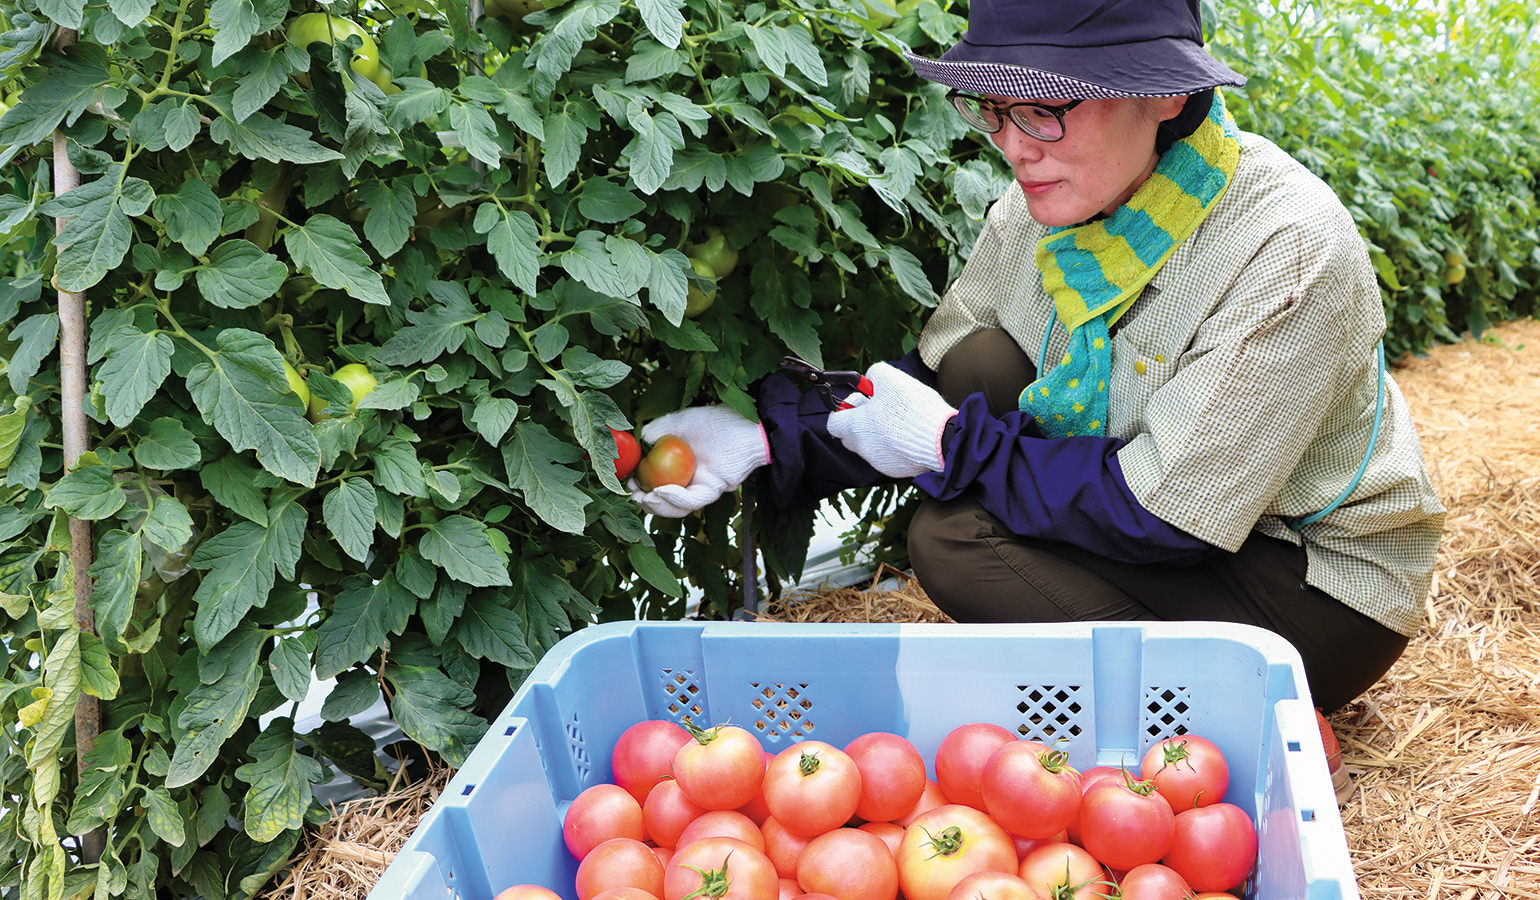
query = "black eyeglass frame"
xmin=946 ymin=90 xmax=1085 ymax=143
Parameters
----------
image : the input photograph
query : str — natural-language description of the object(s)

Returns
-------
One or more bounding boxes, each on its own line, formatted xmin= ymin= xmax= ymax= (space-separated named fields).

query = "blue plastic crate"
xmin=369 ymin=621 xmax=1357 ymax=900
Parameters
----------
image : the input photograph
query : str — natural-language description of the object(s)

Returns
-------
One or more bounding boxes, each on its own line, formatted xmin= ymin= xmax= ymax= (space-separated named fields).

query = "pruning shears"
xmin=779 ymin=355 xmax=874 ymax=411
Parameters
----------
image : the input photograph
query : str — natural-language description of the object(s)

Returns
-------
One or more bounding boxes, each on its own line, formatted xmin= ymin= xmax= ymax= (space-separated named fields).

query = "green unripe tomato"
xmin=684 ymin=256 xmax=717 ymax=318
xmin=1443 ymin=263 xmax=1467 ymax=285
xmin=686 ymin=227 xmax=739 ymax=277
xmin=285 ymin=13 xmax=383 ymax=83
xmin=283 ymin=361 xmax=311 ymax=408
xmin=333 ymin=363 xmax=378 ymax=407
xmin=858 ymin=0 xmax=900 ymax=28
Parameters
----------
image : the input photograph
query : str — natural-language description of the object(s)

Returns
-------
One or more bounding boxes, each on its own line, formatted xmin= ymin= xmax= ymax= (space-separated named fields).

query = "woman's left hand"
xmin=827 ymin=362 xmax=958 ymax=477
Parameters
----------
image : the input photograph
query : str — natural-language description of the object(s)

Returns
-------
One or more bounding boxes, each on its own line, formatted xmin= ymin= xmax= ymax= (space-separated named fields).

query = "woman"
xmin=631 ymin=1 xmax=1444 ymax=735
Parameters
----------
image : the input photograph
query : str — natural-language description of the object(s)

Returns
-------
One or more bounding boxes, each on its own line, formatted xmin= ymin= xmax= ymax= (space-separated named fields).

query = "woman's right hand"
xmin=628 ymin=406 xmax=771 ymax=517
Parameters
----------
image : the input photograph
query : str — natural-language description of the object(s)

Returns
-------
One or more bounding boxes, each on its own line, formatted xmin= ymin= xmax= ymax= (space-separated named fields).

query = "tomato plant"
xmin=762 ymin=741 xmax=863 ymax=837
xmin=980 ymin=741 xmax=1080 ymax=840
xmin=796 ymin=828 xmax=900 ymax=900
xmin=935 ymin=723 xmax=1017 ymax=811
xmin=285 ymin=12 xmax=388 ymax=88
xmin=1077 ymin=778 xmax=1176 ymax=871
xmin=564 ymin=783 xmax=647 ymax=859
xmin=1139 ymin=735 xmax=1229 ymax=810
xmin=613 ymin=719 xmax=693 ymax=804
xmin=637 ymin=435 xmax=699 ymax=491
xmin=673 ymin=724 xmax=767 ymax=811
xmin=577 ymin=838 xmax=668 ymax=900
xmin=895 ymin=805 xmax=1017 ymax=900
xmin=844 ymin=732 xmax=927 ymax=824
xmin=1160 ymin=803 xmax=1257 ymax=893
xmin=664 ymin=837 xmax=779 ymax=900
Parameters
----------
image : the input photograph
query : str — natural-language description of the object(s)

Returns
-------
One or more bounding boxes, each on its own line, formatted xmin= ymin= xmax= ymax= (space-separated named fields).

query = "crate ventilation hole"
xmin=1142 ymin=685 xmax=1193 ymax=744
xmin=1015 ymin=684 xmax=1086 ymax=743
xmin=659 ymin=668 xmax=705 ymax=724
xmin=750 ymin=682 xmax=812 ymax=744
xmin=566 ymin=713 xmax=592 ymax=783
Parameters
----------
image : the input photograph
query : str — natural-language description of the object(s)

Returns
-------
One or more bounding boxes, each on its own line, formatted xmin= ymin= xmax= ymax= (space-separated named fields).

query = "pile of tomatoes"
xmin=493 ymin=719 xmax=1259 ymax=900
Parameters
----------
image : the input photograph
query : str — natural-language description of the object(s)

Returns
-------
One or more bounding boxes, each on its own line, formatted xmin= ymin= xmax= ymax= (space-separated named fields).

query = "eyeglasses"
xmin=948 ymin=91 xmax=1084 ymax=142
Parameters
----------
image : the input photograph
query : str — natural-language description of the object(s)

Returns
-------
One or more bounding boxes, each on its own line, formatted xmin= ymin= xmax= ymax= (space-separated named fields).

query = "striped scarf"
xmin=1019 ymin=91 xmax=1241 ymax=438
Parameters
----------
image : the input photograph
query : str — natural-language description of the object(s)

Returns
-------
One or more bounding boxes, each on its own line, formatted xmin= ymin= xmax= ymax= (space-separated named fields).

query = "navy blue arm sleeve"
xmin=758 ymin=350 xmax=934 ymax=508
xmin=912 ymin=394 xmax=1219 ymax=565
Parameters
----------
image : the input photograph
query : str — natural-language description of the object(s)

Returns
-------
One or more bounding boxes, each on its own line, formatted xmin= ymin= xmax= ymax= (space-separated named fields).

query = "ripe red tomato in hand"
xmin=665 ymin=837 xmax=779 ymax=900
xmin=1139 ymin=734 xmax=1230 ymax=811
xmin=1016 ymin=843 xmax=1105 ymax=900
xmin=896 ymin=805 xmax=1017 ymax=900
xmin=613 ymin=720 xmax=692 ymax=804
xmin=564 ymin=783 xmax=646 ymax=859
xmin=796 ymin=827 xmax=900 ymax=900
xmin=636 ymin=435 xmax=696 ymax=491
xmin=1078 ymin=777 xmax=1175 ymax=871
xmin=935 ymin=723 xmax=1016 ymax=811
xmin=672 ymin=724 xmax=766 ymax=810
xmin=612 ymin=428 xmax=643 ymax=480
xmin=981 ymin=741 xmax=1080 ymax=840
xmin=1160 ymin=803 xmax=1257 ymax=892
xmin=576 ymin=838 xmax=666 ymax=900
xmin=844 ymin=732 xmax=927 ymax=824
xmin=763 ymin=741 xmax=863 ymax=836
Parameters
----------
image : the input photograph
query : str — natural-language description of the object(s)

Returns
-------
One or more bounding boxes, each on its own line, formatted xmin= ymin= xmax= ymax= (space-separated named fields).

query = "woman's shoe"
xmin=1315 ymin=707 xmax=1354 ymax=804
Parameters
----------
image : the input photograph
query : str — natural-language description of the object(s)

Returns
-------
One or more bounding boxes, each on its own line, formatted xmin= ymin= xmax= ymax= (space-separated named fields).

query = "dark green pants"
xmin=909 ymin=329 xmax=1407 ymax=712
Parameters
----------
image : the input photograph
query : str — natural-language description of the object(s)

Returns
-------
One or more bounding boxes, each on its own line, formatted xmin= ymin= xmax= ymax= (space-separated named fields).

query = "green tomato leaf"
xmin=622 ymin=102 xmax=681 ymax=195
xmin=635 ymin=0 xmax=686 ymax=49
xmin=501 ymin=423 xmax=589 ymax=534
xmin=6 ymin=312 xmax=59 ymax=396
xmin=357 ymin=180 xmax=416 ymax=259
xmin=322 ymin=477 xmax=375 ymax=563
xmin=68 ymin=730 xmax=131 ymax=834
xmin=382 ymin=664 xmax=484 ymax=766
xmin=235 ymin=719 xmax=326 ymax=842
xmin=188 ymin=500 xmax=306 ymax=650
xmin=418 ymin=515 xmax=511 ymax=587
xmin=209 ymin=0 xmax=261 ymax=66
xmin=152 ymin=179 xmax=223 ymax=256
xmin=45 ymin=454 xmax=125 ymax=520
xmin=475 ymin=205 xmax=541 ymax=296
xmin=449 ymin=101 xmax=503 ymax=168
xmin=371 ymin=437 xmax=429 ymax=498
xmin=0 ymin=43 xmax=114 ymax=147
xmin=232 ymin=46 xmax=290 ymax=122
xmin=576 ymin=179 xmax=646 ymax=224
xmin=883 ymin=245 xmax=941 ymax=307
xmin=320 ymin=669 xmax=380 ymax=723
xmin=0 ymin=397 xmax=30 ymax=471
xmin=542 ymin=106 xmax=589 ymax=188
xmin=559 ymin=230 xmax=648 ymax=300
xmin=141 ymin=493 xmax=195 ymax=553
xmin=357 ymin=376 xmax=419 ymax=411
xmin=78 ymin=631 xmax=120 ymax=700
xmin=142 ymin=785 xmax=186 ymax=848
xmin=38 ymin=168 xmax=153 ymax=292
xmin=530 ymin=0 xmax=621 ymax=95
xmin=164 ymin=98 xmax=202 ymax=151
xmin=88 ymin=529 xmax=141 ymax=644
xmin=284 ymin=214 xmax=391 ymax=306
xmin=134 ymin=417 xmax=202 ymax=471
xmin=196 ymin=240 xmax=288 ymax=309
xmin=209 ymin=107 xmax=345 ymax=164
xmin=469 ymin=396 xmax=518 ymax=445
xmin=627 ymin=541 xmax=683 ymax=597
xmin=98 ymin=325 xmax=173 ymax=427
xmin=199 ymin=454 xmax=271 ymax=525
xmin=451 ymin=591 xmax=537 ymax=669
xmin=185 ymin=328 xmax=320 ymax=487
xmin=385 ymin=80 xmax=451 ymax=131
xmin=269 ymin=634 xmax=315 ymax=704
xmin=168 ymin=627 xmax=265 ymax=787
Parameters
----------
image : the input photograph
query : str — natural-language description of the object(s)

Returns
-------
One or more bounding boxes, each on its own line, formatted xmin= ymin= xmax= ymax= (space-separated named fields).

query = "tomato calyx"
xmin=682 ymin=719 xmax=723 ymax=745
xmin=678 ymin=853 xmax=736 ymax=900
xmin=1156 ymin=739 xmax=1198 ymax=771
xmin=796 ymin=750 xmax=824 ymax=777
xmin=1037 ymin=746 xmax=1074 ymax=774
xmin=1120 ymin=773 xmax=1162 ymax=797
xmin=1045 ymin=869 xmax=1113 ymax=900
xmin=919 ymin=825 xmax=966 ymax=859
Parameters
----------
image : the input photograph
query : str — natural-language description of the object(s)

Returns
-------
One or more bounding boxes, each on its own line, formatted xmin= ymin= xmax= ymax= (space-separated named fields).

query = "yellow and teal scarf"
xmin=1020 ymin=92 xmax=1241 ymax=438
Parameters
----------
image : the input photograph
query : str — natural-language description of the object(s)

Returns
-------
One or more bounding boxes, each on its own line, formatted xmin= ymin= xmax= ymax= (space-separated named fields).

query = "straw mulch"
xmin=266 ymin=319 xmax=1540 ymax=899
xmin=261 ymin=765 xmax=452 ymax=900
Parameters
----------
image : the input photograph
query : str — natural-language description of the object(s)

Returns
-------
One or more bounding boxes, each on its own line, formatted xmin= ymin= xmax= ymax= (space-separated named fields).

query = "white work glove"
xmin=826 ymin=362 xmax=958 ymax=478
xmin=629 ymin=406 xmax=771 ymax=517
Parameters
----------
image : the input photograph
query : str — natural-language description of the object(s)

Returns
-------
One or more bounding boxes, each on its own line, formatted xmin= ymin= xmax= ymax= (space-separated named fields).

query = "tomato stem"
xmin=678 ymin=854 xmax=735 ymax=900
xmin=682 ymin=719 xmax=721 ymax=745
xmin=921 ymin=825 xmax=965 ymax=859
xmin=797 ymin=750 xmax=822 ymax=777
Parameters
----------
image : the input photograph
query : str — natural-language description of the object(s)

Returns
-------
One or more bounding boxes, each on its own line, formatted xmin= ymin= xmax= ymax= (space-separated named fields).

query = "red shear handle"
xmin=836 ymin=376 xmax=875 ymax=409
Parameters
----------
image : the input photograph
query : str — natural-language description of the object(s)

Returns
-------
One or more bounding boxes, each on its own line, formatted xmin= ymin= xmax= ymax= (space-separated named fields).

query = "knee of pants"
xmin=935 ymin=328 xmax=1039 ymax=416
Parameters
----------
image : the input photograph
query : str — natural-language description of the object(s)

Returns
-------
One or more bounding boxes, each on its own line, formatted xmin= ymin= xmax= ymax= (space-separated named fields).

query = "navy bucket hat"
xmin=905 ymin=0 xmax=1246 ymax=99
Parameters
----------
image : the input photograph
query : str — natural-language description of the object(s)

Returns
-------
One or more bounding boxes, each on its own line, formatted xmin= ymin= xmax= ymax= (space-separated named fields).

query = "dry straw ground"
xmin=267 ymin=319 xmax=1540 ymax=900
